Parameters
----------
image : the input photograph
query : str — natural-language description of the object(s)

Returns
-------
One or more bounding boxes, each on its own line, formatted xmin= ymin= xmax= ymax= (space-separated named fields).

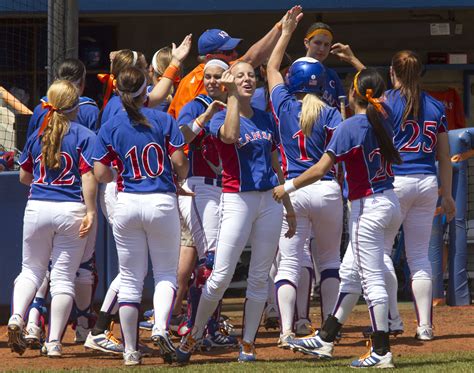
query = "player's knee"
xmin=118 ymin=286 xmax=143 ymax=304
xmin=411 ymin=268 xmax=432 ymax=281
xmin=16 ymin=268 xmax=47 ymax=290
xmin=206 ymin=272 xmax=231 ymax=300
xmin=75 ymin=267 xmax=95 ymax=285
xmin=246 ymin=274 xmax=269 ymax=300
xmin=50 ymin=280 xmax=75 ymax=298
xmin=109 ymin=275 xmax=121 ymax=293
xmin=320 ymin=268 xmax=340 ymax=283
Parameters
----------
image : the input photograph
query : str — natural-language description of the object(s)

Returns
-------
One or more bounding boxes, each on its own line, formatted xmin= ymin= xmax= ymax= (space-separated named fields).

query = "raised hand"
xmin=282 ymin=5 xmax=303 ymax=35
xmin=219 ymin=70 xmax=237 ymax=94
xmin=172 ymin=34 xmax=193 ymax=64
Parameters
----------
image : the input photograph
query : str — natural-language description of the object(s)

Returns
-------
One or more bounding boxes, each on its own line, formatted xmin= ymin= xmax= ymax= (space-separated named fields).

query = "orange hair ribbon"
xmin=38 ymin=101 xmax=58 ymax=137
xmin=97 ymin=73 xmax=116 ymax=110
xmin=353 ymin=71 xmax=387 ymax=118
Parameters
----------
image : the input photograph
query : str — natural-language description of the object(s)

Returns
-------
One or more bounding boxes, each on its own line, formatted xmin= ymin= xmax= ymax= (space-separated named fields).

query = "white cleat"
xmin=350 ymin=350 xmax=395 ymax=368
xmin=123 ymin=350 xmax=142 ymax=366
xmin=415 ymin=325 xmax=434 ymax=341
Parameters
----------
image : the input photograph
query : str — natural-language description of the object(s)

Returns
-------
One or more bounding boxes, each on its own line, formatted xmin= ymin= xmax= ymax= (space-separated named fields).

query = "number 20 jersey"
xmin=384 ymin=89 xmax=447 ymax=175
xmin=93 ymin=109 xmax=184 ymax=193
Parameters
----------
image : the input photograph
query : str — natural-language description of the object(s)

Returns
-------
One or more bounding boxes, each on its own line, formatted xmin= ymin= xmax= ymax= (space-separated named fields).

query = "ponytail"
xmin=353 ymin=69 xmax=402 ymax=165
xmin=41 ymin=80 xmax=78 ymax=169
xmin=116 ymin=66 xmax=150 ymax=127
xmin=300 ymin=93 xmax=326 ymax=137
xmin=391 ymin=50 xmax=422 ymax=123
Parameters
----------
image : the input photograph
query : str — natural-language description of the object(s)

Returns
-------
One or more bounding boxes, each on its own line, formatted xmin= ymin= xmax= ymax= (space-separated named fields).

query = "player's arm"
xmin=218 ymin=71 xmax=240 ymax=144
xmin=267 ymin=7 xmax=303 ymax=92
xmin=147 ymin=34 xmax=192 ymax=108
xmin=79 ymin=170 xmax=98 ymax=238
xmin=170 ymin=148 xmax=189 ymax=181
xmin=273 ymin=152 xmax=335 ymax=202
xmin=330 ymin=43 xmax=365 ymax=71
xmin=180 ymin=101 xmax=226 ymax=144
xmin=94 ymin=162 xmax=114 ymax=183
xmin=240 ymin=6 xmax=301 ymax=68
xmin=0 ymin=86 xmax=32 ymax=114
xmin=271 ymin=151 xmax=296 ymax=238
xmin=436 ymin=132 xmax=456 ymax=222
xmin=19 ymin=168 xmax=34 ymax=185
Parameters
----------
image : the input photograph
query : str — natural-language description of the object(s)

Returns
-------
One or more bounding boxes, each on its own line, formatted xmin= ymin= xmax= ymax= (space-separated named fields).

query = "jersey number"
xmin=399 ymin=120 xmax=437 ymax=153
xmin=292 ymin=130 xmax=313 ymax=161
xmin=368 ymin=149 xmax=393 ymax=183
xmin=125 ymin=143 xmax=165 ymax=180
xmin=34 ymin=153 xmax=75 ymax=185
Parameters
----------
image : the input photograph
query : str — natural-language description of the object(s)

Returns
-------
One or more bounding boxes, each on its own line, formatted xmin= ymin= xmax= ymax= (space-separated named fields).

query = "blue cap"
xmin=198 ymin=29 xmax=242 ymax=55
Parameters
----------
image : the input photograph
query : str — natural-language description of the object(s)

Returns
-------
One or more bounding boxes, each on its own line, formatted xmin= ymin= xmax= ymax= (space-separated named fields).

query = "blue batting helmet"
xmin=285 ymin=57 xmax=326 ymax=95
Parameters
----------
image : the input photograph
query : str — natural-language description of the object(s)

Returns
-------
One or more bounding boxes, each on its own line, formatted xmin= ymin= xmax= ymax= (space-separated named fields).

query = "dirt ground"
xmin=0 ymin=301 xmax=473 ymax=370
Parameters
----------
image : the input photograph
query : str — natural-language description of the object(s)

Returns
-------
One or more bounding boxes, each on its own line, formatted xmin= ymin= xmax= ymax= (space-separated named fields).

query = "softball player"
xmin=176 ymin=59 xmax=238 ymax=347
xmin=24 ymin=58 xmax=100 ymax=347
xmin=176 ymin=61 xmax=296 ymax=363
xmin=382 ymin=50 xmax=455 ymax=341
xmin=8 ymin=80 xmax=97 ymax=358
xmin=266 ymin=8 xmax=343 ymax=347
xmin=279 ymin=68 xmax=402 ymax=368
xmin=85 ymin=38 xmax=191 ymax=355
xmin=93 ymin=66 xmax=188 ymax=366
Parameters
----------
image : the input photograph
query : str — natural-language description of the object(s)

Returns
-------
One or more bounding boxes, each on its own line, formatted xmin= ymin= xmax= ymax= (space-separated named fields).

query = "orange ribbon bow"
xmin=353 ymin=71 xmax=387 ymax=118
xmin=38 ymin=101 xmax=58 ymax=137
xmin=97 ymin=73 xmax=116 ymax=110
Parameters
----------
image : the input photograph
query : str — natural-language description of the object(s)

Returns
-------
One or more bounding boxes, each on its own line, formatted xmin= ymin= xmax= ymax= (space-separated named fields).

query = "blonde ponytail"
xmin=300 ymin=93 xmax=326 ymax=137
xmin=41 ymin=80 xmax=79 ymax=169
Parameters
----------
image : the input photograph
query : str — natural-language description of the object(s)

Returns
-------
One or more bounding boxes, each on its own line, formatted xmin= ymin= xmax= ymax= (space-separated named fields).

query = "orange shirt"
xmin=427 ymin=88 xmax=466 ymax=130
xmin=168 ymin=63 xmax=207 ymax=119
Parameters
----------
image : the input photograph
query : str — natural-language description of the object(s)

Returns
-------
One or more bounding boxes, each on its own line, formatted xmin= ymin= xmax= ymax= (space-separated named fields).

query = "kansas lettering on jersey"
xmin=326 ymin=114 xmax=394 ymax=201
xmin=93 ymin=108 xmax=184 ymax=193
xmin=19 ymin=122 xmax=95 ymax=202
xmin=27 ymin=96 xmax=99 ymax=138
xmin=385 ymin=89 xmax=447 ymax=175
xmin=177 ymin=94 xmax=221 ymax=179
xmin=270 ymin=84 xmax=342 ymax=179
xmin=322 ymin=68 xmax=346 ymax=108
xmin=210 ymin=108 xmax=279 ymax=193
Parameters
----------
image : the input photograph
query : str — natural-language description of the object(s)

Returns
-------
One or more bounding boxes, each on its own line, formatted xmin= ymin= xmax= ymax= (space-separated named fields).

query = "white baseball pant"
xmin=178 ymin=176 xmax=221 ymax=259
xmin=112 ymin=192 xmax=180 ymax=304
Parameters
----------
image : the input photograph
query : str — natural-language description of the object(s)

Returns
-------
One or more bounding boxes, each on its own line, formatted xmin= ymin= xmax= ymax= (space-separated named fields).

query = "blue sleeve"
xmin=19 ymin=134 xmax=34 ymax=165
xmin=327 ymin=108 xmax=343 ymax=130
xmin=79 ymin=128 xmax=96 ymax=169
xmin=167 ymin=115 xmax=185 ymax=148
xmin=177 ymin=101 xmax=203 ymax=128
xmin=78 ymin=104 xmax=99 ymax=132
xmin=92 ymin=125 xmax=113 ymax=164
xmin=209 ymin=110 xmax=226 ymax=138
xmin=270 ymin=84 xmax=293 ymax=119
xmin=269 ymin=113 xmax=280 ymax=147
xmin=326 ymin=123 xmax=353 ymax=162
xmin=26 ymin=104 xmax=45 ymax=139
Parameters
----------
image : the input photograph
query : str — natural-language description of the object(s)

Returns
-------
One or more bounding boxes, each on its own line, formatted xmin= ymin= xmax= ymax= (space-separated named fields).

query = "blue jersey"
xmin=250 ymin=87 xmax=269 ymax=111
xmin=93 ymin=109 xmax=184 ymax=193
xmin=27 ymin=96 xmax=99 ymax=137
xmin=177 ymin=95 xmax=221 ymax=179
xmin=99 ymin=94 xmax=123 ymax=128
xmin=210 ymin=108 xmax=279 ymax=193
xmin=270 ymin=84 xmax=342 ymax=179
xmin=326 ymin=114 xmax=394 ymax=201
xmin=146 ymin=84 xmax=171 ymax=113
xmin=385 ymin=89 xmax=447 ymax=175
xmin=322 ymin=68 xmax=346 ymax=108
xmin=19 ymin=122 xmax=95 ymax=202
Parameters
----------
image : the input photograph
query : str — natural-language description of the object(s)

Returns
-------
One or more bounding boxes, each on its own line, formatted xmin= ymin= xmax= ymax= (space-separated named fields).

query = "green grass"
xmin=6 ymin=351 xmax=474 ymax=372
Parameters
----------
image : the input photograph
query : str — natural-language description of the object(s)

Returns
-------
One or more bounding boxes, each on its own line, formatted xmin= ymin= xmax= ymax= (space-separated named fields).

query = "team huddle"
xmin=7 ymin=5 xmax=456 ymax=369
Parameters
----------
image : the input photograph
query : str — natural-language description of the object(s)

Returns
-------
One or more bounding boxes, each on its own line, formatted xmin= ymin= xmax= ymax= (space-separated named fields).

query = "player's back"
xmin=20 ymin=122 xmax=95 ymax=202
xmin=96 ymin=108 xmax=183 ymax=194
xmin=385 ymin=89 xmax=447 ymax=175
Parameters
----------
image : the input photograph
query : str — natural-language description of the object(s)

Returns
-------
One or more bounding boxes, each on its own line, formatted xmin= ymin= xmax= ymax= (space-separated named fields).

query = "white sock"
xmin=48 ymin=294 xmax=73 ymax=342
xmin=411 ymin=279 xmax=432 ymax=326
xmin=320 ymin=276 xmax=340 ymax=322
xmin=369 ymin=303 xmax=389 ymax=332
xmin=266 ymin=263 xmax=278 ymax=305
xmin=153 ymin=282 xmax=175 ymax=331
xmin=100 ymin=287 xmax=118 ymax=314
xmin=384 ymin=268 xmax=402 ymax=323
xmin=276 ymin=282 xmax=296 ymax=334
xmin=12 ymin=277 xmax=38 ymax=319
xmin=119 ymin=304 xmax=139 ymax=353
xmin=296 ymin=267 xmax=311 ymax=320
xmin=333 ymin=292 xmax=359 ymax=324
xmin=191 ymin=295 xmax=219 ymax=339
xmin=242 ymin=298 xmax=265 ymax=343
xmin=75 ymin=283 xmax=93 ymax=328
